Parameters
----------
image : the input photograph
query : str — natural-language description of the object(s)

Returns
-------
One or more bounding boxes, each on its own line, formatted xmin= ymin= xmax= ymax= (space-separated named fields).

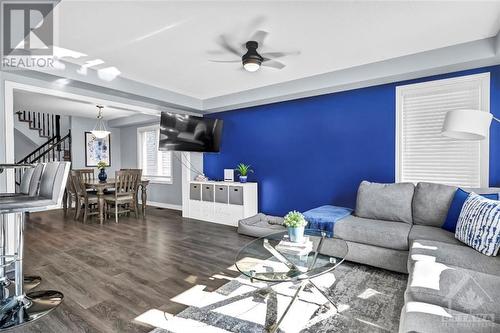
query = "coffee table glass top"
xmin=235 ymin=231 xmax=348 ymax=282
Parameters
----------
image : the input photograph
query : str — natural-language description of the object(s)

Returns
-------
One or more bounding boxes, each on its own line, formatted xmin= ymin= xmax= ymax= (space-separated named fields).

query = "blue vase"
xmin=288 ymin=226 xmax=305 ymax=243
xmin=98 ymin=169 xmax=107 ymax=182
xmin=239 ymin=175 xmax=247 ymax=183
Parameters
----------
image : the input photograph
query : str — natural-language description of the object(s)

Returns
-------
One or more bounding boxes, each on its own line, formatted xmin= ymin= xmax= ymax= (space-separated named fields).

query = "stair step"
xmin=16 ymin=111 xmax=59 ymax=140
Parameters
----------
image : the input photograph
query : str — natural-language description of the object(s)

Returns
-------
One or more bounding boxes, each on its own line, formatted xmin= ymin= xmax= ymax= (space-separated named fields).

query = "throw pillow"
xmin=455 ymin=192 xmax=500 ymax=256
xmin=442 ymin=189 xmax=498 ymax=233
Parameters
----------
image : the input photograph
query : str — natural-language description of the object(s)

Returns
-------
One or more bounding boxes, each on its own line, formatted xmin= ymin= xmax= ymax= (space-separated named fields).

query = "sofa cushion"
xmin=409 ymin=239 xmax=500 ymax=276
xmin=455 ymin=193 xmax=500 ymax=256
xmin=319 ymin=237 xmax=409 ymax=273
xmin=409 ymin=225 xmax=463 ymax=246
xmin=443 ymin=189 xmax=499 ymax=233
xmin=412 ymin=182 xmax=456 ymax=227
xmin=354 ymin=181 xmax=414 ymax=224
xmin=406 ymin=261 xmax=500 ymax=324
xmin=334 ymin=215 xmax=411 ymax=250
xmin=400 ymin=302 xmax=499 ymax=333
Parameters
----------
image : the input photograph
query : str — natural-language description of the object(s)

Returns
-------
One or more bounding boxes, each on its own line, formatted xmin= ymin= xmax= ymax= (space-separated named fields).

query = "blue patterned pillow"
xmin=455 ymin=192 xmax=500 ymax=256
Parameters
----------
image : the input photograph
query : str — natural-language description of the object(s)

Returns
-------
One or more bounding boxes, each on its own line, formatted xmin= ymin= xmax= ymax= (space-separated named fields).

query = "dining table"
xmin=83 ymin=178 xmax=150 ymax=224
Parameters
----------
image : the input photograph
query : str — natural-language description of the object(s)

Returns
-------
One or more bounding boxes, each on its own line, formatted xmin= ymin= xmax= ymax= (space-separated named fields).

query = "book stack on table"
xmin=276 ymin=237 xmax=313 ymax=256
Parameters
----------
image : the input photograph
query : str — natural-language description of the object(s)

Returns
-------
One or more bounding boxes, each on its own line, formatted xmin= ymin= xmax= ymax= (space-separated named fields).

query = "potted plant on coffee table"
xmin=235 ymin=163 xmax=253 ymax=183
xmin=97 ymin=161 xmax=109 ymax=183
xmin=283 ymin=210 xmax=308 ymax=243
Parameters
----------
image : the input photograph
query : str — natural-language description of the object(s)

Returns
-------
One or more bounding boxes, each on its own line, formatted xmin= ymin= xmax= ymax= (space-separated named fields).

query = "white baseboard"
xmin=146 ymin=201 xmax=182 ymax=211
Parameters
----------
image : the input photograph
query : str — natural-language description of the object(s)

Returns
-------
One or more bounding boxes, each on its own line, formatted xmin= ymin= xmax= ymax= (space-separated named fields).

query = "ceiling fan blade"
xmin=261 ymin=51 xmax=300 ymax=59
xmin=217 ymin=35 xmax=242 ymax=56
xmin=209 ymin=59 xmax=241 ymax=63
xmin=246 ymin=16 xmax=266 ymax=34
xmin=262 ymin=59 xmax=286 ymax=70
xmin=248 ymin=30 xmax=269 ymax=45
xmin=207 ymin=50 xmax=227 ymax=55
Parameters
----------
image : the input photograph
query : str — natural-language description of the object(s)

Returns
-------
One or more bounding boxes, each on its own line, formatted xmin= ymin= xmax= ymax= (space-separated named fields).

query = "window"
xmin=137 ymin=125 xmax=172 ymax=183
xmin=396 ymin=73 xmax=490 ymax=188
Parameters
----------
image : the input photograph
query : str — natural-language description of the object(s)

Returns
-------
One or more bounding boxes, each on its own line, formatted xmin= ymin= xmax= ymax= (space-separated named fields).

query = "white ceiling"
xmin=56 ymin=1 xmax=500 ymax=100
xmin=13 ymin=89 xmax=140 ymax=120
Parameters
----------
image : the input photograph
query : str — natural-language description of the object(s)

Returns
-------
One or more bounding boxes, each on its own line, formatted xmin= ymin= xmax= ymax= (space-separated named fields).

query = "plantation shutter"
xmin=396 ymin=73 xmax=490 ymax=188
xmin=139 ymin=126 xmax=172 ymax=182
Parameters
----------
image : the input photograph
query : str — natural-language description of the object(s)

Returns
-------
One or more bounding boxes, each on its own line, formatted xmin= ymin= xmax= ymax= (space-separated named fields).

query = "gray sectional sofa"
xmin=238 ymin=180 xmax=500 ymax=332
xmin=324 ymin=181 xmax=466 ymax=273
xmin=321 ymin=181 xmax=500 ymax=333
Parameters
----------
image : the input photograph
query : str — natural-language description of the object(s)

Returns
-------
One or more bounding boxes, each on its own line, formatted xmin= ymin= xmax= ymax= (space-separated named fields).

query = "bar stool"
xmin=0 ymin=161 xmax=70 ymax=329
xmin=0 ymin=164 xmax=43 ymax=198
xmin=0 ymin=164 xmax=44 ymax=293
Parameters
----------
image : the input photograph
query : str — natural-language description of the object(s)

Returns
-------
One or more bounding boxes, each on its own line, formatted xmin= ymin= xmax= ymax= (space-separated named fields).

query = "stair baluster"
xmin=14 ymin=131 xmax=72 ymax=188
xmin=14 ymin=109 xmax=72 ymax=189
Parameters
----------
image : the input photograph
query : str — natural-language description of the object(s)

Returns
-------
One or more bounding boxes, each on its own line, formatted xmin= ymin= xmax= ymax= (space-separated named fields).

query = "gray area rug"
xmin=149 ymin=262 xmax=407 ymax=333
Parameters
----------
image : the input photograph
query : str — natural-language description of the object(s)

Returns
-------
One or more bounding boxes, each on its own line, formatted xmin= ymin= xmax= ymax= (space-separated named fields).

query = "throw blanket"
xmin=303 ymin=205 xmax=353 ymax=238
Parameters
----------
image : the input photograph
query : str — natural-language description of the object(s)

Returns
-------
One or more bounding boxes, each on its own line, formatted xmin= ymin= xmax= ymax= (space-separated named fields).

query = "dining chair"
xmin=105 ymin=170 xmax=139 ymax=223
xmin=71 ymin=170 xmax=99 ymax=223
xmin=73 ymin=168 xmax=94 ymax=182
xmin=63 ymin=173 xmax=78 ymax=218
xmin=120 ymin=168 xmax=142 ymax=217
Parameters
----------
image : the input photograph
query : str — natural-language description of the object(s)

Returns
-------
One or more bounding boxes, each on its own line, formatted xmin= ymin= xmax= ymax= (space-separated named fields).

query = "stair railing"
xmin=15 ymin=130 xmax=72 ymax=188
xmin=16 ymin=111 xmax=61 ymax=139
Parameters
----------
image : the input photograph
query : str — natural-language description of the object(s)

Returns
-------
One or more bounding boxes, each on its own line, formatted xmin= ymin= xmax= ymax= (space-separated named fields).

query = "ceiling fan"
xmin=209 ymin=30 xmax=299 ymax=72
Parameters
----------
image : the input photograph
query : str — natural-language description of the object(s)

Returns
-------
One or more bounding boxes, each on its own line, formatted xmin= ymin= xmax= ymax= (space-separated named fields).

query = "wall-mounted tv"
xmin=159 ymin=112 xmax=223 ymax=152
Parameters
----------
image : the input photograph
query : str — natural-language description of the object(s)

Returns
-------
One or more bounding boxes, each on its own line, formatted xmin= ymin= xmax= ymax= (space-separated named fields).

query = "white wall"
xmin=13 ymin=129 xmax=37 ymax=162
xmin=70 ymin=116 xmax=121 ymax=175
xmin=119 ymin=124 xmax=182 ymax=207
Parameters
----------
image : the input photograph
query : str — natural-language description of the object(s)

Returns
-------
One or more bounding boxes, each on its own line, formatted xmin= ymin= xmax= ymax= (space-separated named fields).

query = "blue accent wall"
xmin=204 ymin=65 xmax=500 ymax=216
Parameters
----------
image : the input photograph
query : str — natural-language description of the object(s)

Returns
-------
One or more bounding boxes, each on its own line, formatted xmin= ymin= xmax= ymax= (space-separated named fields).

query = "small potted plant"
xmin=235 ymin=163 xmax=253 ymax=183
xmin=97 ymin=161 xmax=109 ymax=183
xmin=283 ymin=210 xmax=308 ymax=243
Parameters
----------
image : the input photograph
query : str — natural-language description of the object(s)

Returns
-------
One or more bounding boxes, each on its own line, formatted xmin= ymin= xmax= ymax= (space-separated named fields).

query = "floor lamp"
xmin=441 ymin=109 xmax=496 ymax=139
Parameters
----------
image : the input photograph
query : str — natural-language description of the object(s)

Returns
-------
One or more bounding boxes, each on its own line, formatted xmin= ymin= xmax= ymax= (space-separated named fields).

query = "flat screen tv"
xmin=159 ymin=112 xmax=223 ymax=152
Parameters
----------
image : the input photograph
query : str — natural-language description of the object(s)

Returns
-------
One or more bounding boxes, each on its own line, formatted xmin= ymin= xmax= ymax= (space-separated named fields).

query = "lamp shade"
xmin=90 ymin=105 xmax=110 ymax=139
xmin=441 ymin=109 xmax=492 ymax=140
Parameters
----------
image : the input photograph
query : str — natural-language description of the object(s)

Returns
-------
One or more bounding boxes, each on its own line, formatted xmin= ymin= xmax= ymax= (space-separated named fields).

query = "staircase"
xmin=15 ymin=111 xmax=72 ymax=187
xmin=16 ymin=111 xmax=62 ymax=139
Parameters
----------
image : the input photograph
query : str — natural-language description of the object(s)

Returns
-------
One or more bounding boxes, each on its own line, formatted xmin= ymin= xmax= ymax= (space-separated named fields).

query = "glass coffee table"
xmin=235 ymin=231 xmax=348 ymax=333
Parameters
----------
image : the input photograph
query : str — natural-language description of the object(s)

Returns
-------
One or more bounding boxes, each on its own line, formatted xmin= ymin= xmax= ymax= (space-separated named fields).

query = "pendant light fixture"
xmin=91 ymin=105 xmax=110 ymax=139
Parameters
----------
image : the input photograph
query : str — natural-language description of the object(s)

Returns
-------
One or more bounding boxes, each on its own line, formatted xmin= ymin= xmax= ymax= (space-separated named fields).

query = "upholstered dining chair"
xmin=0 ymin=162 xmax=70 ymax=329
xmin=105 ymin=170 xmax=139 ymax=223
xmin=71 ymin=170 xmax=99 ymax=223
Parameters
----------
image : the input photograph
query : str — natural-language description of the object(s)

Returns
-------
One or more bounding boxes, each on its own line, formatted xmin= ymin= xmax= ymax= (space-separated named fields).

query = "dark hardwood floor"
xmin=14 ymin=207 xmax=253 ymax=333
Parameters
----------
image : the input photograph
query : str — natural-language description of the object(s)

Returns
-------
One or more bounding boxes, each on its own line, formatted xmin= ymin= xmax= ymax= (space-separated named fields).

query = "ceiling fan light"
xmin=243 ymin=59 xmax=261 ymax=72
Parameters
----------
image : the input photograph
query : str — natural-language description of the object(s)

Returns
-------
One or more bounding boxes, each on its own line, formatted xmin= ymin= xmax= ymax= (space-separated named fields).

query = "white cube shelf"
xmin=187 ymin=181 xmax=258 ymax=226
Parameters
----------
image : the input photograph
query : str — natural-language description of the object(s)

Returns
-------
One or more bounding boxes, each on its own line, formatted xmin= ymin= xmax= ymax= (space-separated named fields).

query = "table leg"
xmin=141 ymin=185 xmax=147 ymax=218
xmin=97 ymin=188 xmax=105 ymax=224
xmin=62 ymin=189 xmax=68 ymax=217
xmin=307 ymin=279 xmax=338 ymax=312
xmin=268 ymin=280 xmax=307 ymax=333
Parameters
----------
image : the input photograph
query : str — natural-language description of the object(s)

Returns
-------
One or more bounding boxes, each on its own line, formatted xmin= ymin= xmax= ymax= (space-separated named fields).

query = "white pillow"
xmin=455 ymin=192 xmax=500 ymax=256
